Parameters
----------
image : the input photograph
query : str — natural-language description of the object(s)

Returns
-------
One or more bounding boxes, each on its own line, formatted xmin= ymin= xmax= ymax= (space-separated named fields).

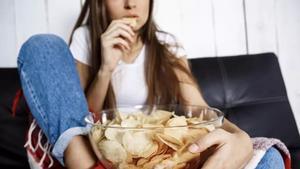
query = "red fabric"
xmin=93 ymin=162 xmax=106 ymax=169
xmin=283 ymin=153 xmax=291 ymax=169
xmin=26 ymin=120 xmax=65 ymax=169
xmin=11 ymin=89 xmax=23 ymax=117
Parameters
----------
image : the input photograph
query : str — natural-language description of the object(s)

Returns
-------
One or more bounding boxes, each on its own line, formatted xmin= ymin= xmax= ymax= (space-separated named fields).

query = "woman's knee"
xmin=18 ymin=34 xmax=69 ymax=64
xmin=256 ymin=147 xmax=285 ymax=169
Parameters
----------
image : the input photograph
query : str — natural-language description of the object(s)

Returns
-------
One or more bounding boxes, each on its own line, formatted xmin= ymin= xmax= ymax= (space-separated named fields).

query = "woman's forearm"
xmin=86 ymin=69 xmax=112 ymax=113
xmin=64 ymin=136 xmax=97 ymax=169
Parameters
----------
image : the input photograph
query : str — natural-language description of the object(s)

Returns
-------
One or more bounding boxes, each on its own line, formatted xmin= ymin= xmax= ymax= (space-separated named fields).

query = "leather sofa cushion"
xmin=189 ymin=53 xmax=300 ymax=168
xmin=0 ymin=69 xmax=30 ymax=168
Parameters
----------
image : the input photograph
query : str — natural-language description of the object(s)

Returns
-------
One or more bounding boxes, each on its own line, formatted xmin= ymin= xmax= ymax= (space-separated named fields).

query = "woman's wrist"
xmin=97 ymin=67 xmax=112 ymax=77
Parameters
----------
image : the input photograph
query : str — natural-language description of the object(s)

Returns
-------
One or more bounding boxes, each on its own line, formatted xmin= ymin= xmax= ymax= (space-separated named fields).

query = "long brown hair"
xmin=69 ymin=0 xmax=198 ymax=109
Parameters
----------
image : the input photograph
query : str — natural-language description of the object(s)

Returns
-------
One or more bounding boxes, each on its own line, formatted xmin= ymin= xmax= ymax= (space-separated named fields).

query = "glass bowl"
xmin=85 ymin=105 xmax=224 ymax=169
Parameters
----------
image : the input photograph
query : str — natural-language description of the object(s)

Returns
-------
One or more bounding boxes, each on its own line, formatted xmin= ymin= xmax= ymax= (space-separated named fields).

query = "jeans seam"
xmin=21 ymin=70 xmax=49 ymax=127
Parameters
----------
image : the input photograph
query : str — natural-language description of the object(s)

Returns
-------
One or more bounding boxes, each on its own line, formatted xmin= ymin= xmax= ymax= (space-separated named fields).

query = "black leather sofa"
xmin=0 ymin=52 xmax=299 ymax=168
xmin=190 ymin=52 xmax=300 ymax=168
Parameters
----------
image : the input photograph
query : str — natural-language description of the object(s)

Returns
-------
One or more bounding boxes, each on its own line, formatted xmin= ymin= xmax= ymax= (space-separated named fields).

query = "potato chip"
xmin=88 ymin=134 xmax=114 ymax=169
xmin=155 ymin=142 xmax=169 ymax=155
xmin=187 ymin=117 xmax=202 ymax=125
xmin=141 ymin=142 xmax=159 ymax=159
xmin=142 ymin=124 xmax=164 ymax=128
xmin=203 ymin=124 xmax=215 ymax=132
xmin=154 ymin=159 xmax=176 ymax=169
xmin=166 ymin=116 xmax=187 ymax=127
xmin=122 ymin=17 xmax=137 ymax=28
xmin=122 ymin=131 xmax=155 ymax=158
xmin=129 ymin=111 xmax=147 ymax=124
xmin=165 ymin=116 xmax=188 ymax=142
xmin=146 ymin=110 xmax=172 ymax=124
xmin=155 ymin=149 xmax=198 ymax=169
xmin=118 ymin=162 xmax=140 ymax=169
xmin=156 ymin=133 xmax=182 ymax=151
xmin=104 ymin=124 xmax=124 ymax=143
xmin=98 ymin=140 xmax=127 ymax=164
xmin=114 ymin=111 xmax=123 ymax=123
xmin=121 ymin=118 xmax=142 ymax=128
xmin=137 ymin=158 xmax=150 ymax=167
xmin=144 ymin=154 xmax=171 ymax=169
xmin=91 ymin=126 xmax=103 ymax=143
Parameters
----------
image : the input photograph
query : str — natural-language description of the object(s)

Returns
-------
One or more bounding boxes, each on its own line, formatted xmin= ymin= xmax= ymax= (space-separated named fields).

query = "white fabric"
xmin=69 ymin=26 xmax=91 ymax=65
xmin=244 ymin=149 xmax=266 ymax=169
xmin=25 ymin=120 xmax=54 ymax=169
xmin=111 ymin=45 xmax=148 ymax=106
xmin=27 ymin=151 xmax=42 ymax=169
xmin=70 ymin=26 xmax=186 ymax=106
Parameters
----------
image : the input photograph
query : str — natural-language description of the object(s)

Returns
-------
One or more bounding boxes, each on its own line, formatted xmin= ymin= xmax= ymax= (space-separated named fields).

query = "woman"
xmin=70 ymin=0 xmax=253 ymax=168
xmin=18 ymin=0 xmax=284 ymax=168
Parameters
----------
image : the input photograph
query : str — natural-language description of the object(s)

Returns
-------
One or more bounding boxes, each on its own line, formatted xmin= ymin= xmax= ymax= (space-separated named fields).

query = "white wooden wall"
xmin=0 ymin=0 xmax=82 ymax=68
xmin=1 ymin=0 xmax=300 ymax=132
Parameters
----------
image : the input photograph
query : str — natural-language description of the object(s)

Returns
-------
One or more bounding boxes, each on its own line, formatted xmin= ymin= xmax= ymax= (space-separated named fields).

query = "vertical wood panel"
xmin=245 ymin=0 xmax=277 ymax=54
xmin=80 ymin=0 xmax=85 ymax=6
xmin=154 ymin=0 xmax=182 ymax=41
xmin=0 ymin=0 xmax=17 ymax=67
xmin=213 ymin=0 xmax=247 ymax=56
xmin=276 ymin=0 xmax=300 ymax=131
xmin=181 ymin=0 xmax=216 ymax=58
xmin=15 ymin=0 xmax=47 ymax=55
xmin=47 ymin=0 xmax=81 ymax=42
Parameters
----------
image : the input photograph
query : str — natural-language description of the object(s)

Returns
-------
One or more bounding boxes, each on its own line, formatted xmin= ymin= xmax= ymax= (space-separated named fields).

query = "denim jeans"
xmin=17 ymin=34 xmax=90 ymax=165
xmin=256 ymin=147 xmax=285 ymax=169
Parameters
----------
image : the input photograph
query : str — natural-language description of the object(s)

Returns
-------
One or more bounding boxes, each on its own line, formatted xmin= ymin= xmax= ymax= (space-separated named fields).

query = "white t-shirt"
xmin=70 ymin=25 xmax=186 ymax=107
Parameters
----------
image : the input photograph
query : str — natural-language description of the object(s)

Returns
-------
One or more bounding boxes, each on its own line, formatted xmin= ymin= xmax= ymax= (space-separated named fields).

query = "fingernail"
xmin=189 ymin=144 xmax=199 ymax=153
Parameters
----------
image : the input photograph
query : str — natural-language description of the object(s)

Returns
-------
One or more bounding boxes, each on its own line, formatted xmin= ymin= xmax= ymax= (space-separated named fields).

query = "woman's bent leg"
xmin=255 ymin=147 xmax=285 ymax=169
xmin=17 ymin=34 xmax=96 ymax=167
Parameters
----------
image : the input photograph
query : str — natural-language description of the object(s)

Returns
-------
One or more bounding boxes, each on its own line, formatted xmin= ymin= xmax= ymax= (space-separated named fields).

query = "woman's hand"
xmin=100 ymin=19 xmax=135 ymax=73
xmin=189 ymin=127 xmax=253 ymax=169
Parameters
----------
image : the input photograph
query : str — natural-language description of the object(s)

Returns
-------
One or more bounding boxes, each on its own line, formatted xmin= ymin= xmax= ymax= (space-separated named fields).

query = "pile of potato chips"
xmin=89 ymin=109 xmax=215 ymax=169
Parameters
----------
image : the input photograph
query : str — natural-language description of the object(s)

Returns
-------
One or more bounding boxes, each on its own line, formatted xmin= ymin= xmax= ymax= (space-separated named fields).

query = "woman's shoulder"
xmin=155 ymin=31 xmax=186 ymax=58
xmin=70 ymin=25 xmax=92 ymax=65
xmin=72 ymin=25 xmax=90 ymax=41
xmin=156 ymin=31 xmax=178 ymax=45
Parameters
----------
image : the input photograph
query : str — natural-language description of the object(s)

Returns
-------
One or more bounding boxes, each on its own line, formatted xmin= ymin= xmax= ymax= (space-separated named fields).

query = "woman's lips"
xmin=125 ymin=14 xmax=139 ymax=18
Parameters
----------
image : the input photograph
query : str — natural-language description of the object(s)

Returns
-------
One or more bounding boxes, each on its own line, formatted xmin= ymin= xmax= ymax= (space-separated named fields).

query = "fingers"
xmin=107 ymin=19 xmax=136 ymax=32
xmin=188 ymin=129 xmax=230 ymax=153
xmin=108 ymin=28 xmax=134 ymax=43
xmin=101 ymin=20 xmax=135 ymax=50
xmin=106 ymin=20 xmax=135 ymax=36
xmin=101 ymin=29 xmax=132 ymax=50
xmin=102 ymin=37 xmax=130 ymax=51
xmin=111 ymin=37 xmax=130 ymax=50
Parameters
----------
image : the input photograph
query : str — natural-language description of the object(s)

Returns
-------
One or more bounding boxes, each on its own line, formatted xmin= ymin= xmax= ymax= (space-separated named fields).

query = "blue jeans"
xmin=256 ymin=147 xmax=285 ymax=169
xmin=17 ymin=34 xmax=90 ymax=165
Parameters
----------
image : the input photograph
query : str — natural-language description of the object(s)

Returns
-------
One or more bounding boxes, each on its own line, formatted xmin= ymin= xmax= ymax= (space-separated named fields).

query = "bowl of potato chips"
xmin=85 ymin=105 xmax=224 ymax=169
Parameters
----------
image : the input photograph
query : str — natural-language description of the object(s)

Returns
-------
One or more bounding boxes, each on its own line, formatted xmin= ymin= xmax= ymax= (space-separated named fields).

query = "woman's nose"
xmin=125 ymin=0 xmax=136 ymax=9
